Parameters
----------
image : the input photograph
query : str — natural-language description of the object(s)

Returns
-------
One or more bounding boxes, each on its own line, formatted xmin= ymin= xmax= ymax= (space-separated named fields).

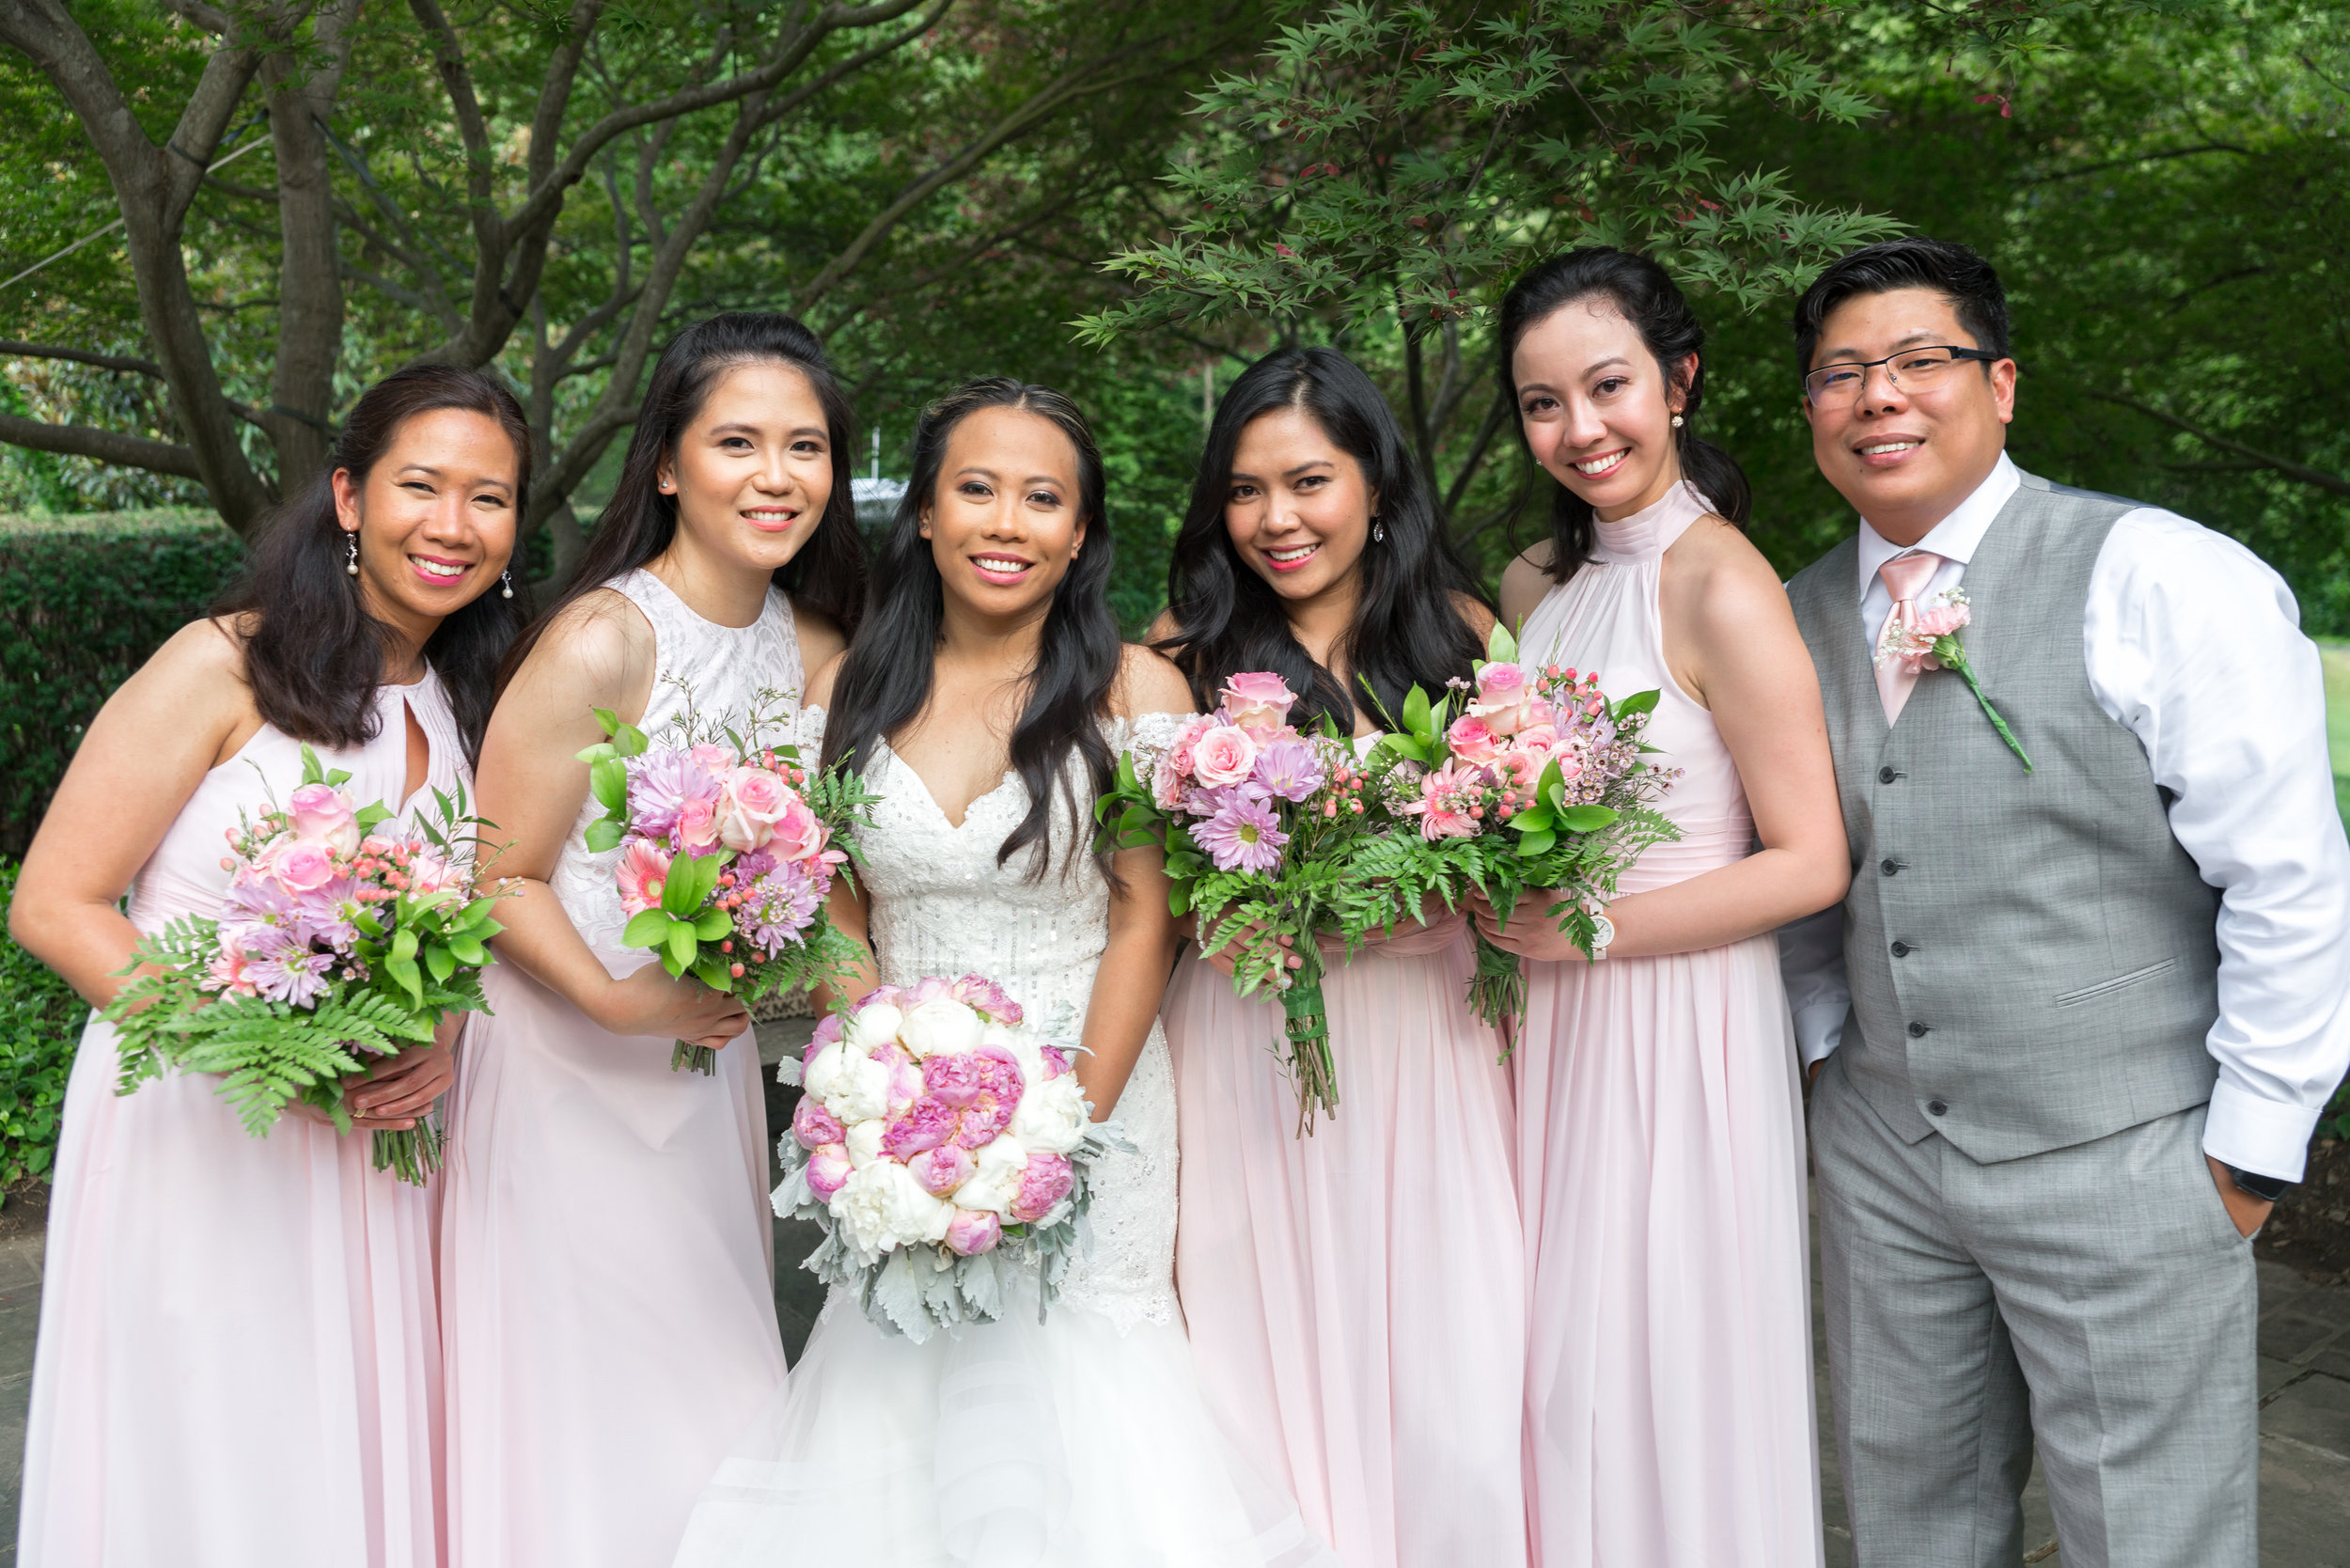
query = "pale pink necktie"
xmin=1874 ymin=550 xmax=1945 ymax=723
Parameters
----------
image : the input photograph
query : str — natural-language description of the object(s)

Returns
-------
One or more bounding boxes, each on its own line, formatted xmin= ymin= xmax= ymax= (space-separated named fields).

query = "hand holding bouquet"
xmin=773 ymin=977 xmax=1126 ymax=1341
xmin=576 ymin=689 xmax=879 ymax=1073
xmin=103 ymin=745 xmax=512 ymax=1184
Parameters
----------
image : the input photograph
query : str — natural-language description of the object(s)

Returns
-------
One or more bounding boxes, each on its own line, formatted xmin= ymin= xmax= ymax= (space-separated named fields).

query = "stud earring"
xmin=1670 ymin=414 xmax=1684 ymax=429
xmin=345 ymin=532 xmax=359 ymax=575
xmin=500 ymin=570 xmax=514 ymax=601
xmin=659 ymin=478 xmax=674 ymax=493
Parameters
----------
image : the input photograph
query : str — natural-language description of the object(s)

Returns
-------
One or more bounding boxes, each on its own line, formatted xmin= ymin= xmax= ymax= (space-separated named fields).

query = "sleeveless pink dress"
xmin=1163 ymin=837 xmax=1528 ymax=1557
xmin=439 ymin=572 xmax=791 ymax=1568
xmin=1512 ymin=482 xmax=1821 ymax=1567
xmin=18 ymin=671 xmax=462 ymax=1568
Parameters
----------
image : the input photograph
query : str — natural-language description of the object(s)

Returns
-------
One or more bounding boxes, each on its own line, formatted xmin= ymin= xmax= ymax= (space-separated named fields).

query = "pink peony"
xmin=618 ymin=838 xmax=673 ymax=914
xmin=809 ymin=1011 xmax=845 ymax=1051
xmin=948 ymin=975 xmax=1023 ymax=1026
xmin=971 ymin=1045 xmax=1026 ymax=1108
xmin=1190 ymin=724 xmax=1259 ymax=788
xmin=953 ymin=1092 xmax=1015 ymax=1150
xmin=906 ymin=1143 xmax=976 ymax=1197
xmin=675 ymin=797 xmax=720 ymax=853
xmin=766 ymin=794 xmax=829 ymax=864
xmin=806 ymin=1143 xmax=854 ymax=1200
xmin=1008 ymin=1152 xmax=1076 ymax=1224
xmin=791 ymin=1094 xmax=845 ymax=1150
xmin=715 ymin=767 xmax=791 ymax=853
xmin=1219 ymin=671 xmax=1298 ymax=737
xmin=1040 ymin=1043 xmax=1073 ymax=1079
xmin=289 ymin=782 xmax=359 ymax=853
xmin=1445 ymin=713 xmax=1505 ymax=765
xmin=923 ymin=1052 xmax=986 ymax=1108
xmin=269 ymin=839 xmax=339 ymax=895
xmin=881 ymin=1096 xmax=956 ymax=1160
xmin=944 ymin=1208 xmax=1003 ymax=1257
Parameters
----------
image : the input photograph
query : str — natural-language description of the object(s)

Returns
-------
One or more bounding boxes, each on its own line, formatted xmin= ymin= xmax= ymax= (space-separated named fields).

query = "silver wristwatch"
xmin=1586 ymin=910 xmax=1616 ymax=962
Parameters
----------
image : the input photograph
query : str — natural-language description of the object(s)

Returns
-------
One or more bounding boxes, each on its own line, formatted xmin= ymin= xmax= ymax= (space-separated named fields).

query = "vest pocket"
xmin=2054 ymin=957 xmax=2179 ymax=1008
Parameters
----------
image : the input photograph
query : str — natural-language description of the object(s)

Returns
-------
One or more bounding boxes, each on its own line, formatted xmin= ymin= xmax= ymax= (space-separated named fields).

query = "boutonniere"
xmin=1874 ymin=588 xmax=2033 ymax=772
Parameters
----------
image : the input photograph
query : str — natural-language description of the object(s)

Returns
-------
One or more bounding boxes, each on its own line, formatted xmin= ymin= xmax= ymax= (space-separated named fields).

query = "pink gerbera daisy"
xmin=1192 ymin=793 xmax=1288 ymax=873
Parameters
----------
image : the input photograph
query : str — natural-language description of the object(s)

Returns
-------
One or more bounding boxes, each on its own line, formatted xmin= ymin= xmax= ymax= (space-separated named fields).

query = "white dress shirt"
xmin=1779 ymin=452 xmax=2350 ymax=1180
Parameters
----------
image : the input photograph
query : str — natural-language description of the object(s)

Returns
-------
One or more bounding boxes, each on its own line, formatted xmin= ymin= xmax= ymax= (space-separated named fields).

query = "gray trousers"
xmin=1810 ymin=1053 xmax=2258 ymax=1568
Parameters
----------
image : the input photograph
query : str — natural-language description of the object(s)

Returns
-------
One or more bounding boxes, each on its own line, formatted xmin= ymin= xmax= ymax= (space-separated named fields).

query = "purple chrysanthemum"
xmin=1191 ymin=793 xmax=1288 ymax=873
xmin=246 ymin=946 xmax=336 ymax=1006
xmin=1247 ymin=739 xmax=1324 ymax=803
xmin=736 ymin=859 xmax=822 ymax=953
xmin=629 ymin=749 xmax=724 ymax=839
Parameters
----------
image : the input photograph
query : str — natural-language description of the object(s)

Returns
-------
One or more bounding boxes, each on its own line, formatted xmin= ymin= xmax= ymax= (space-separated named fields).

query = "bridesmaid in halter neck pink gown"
xmin=1475 ymin=252 xmax=1850 ymax=1566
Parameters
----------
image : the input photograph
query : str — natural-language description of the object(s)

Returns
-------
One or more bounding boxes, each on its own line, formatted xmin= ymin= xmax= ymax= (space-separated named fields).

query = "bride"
xmin=673 ymin=378 xmax=1336 ymax=1567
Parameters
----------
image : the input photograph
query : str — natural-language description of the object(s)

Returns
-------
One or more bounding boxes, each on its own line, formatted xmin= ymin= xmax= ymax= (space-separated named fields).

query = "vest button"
xmin=1878 ymin=766 xmax=1899 ymax=785
xmin=1890 ymin=941 xmax=1911 ymax=957
xmin=1880 ymin=858 xmax=1902 ymax=876
xmin=1927 ymin=1099 xmax=1949 ymax=1116
xmin=1906 ymin=1021 xmax=1929 ymax=1038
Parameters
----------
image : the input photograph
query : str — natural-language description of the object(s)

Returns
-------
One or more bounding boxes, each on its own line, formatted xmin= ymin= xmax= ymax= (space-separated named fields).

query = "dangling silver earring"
xmin=1371 ymin=517 xmax=1386 ymax=544
xmin=1670 ymin=414 xmax=1684 ymax=429
xmin=500 ymin=570 xmax=514 ymax=600
xmin=345 ymin=531 xmax=360 ymax=575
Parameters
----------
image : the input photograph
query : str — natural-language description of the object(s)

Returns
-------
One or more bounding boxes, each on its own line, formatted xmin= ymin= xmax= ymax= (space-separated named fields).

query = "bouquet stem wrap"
xmin=1277 ymin=924 xmax=1338 ymax=1137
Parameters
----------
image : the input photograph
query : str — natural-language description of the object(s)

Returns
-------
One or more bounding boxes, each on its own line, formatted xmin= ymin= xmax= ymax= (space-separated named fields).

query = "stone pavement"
xmin=0 ymin=1028 xmax=2342 ymax=1564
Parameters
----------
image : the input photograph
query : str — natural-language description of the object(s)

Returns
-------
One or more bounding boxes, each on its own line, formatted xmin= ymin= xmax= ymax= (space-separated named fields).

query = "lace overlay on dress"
xmin=545 ymin=569 xmax=805 ymax=969
xmin=807 ymin=709 xmax=1192 ymax=1335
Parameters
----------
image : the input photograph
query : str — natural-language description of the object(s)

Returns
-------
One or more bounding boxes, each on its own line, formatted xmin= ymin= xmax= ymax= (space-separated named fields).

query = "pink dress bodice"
xmin=1514 ymin=479 xmax=1751 ymax=894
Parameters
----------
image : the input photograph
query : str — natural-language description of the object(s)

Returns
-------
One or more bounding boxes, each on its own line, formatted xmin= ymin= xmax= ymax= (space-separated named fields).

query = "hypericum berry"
xmin=1469 ymin=806 xmax=1483 ymax=820
xmin=1349 ymin=799 xmax=1363 ymax=814
xmin=720 ymin=939 xmax=733 ymax=953
xmin=729 ymin=963 xmax=745 ymax=979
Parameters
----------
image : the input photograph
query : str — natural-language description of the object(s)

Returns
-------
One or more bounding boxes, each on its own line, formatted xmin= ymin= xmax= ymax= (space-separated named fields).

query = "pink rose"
xmin=618 ymin=838 xmax=673 ymax=914
xmin=290 ymin=782 xmax=360 ymax=855
xmin=766 ymin=794 xmax=828 ymax=865
xmin=1152 ymin=750 xmax=1186 ymax=809
xmin=690 ymin=744 xmax=737 ymax=780
xmin=1008 ymin=1152 xmax=1075 ymax=1224
xmin=270 ymin=839 xmax=338 ymax=894
xmin=945 ymin=1208 xmax=1003 ymax=1257
xmin=1190 ymin=724 xmax=1259 ymax=788
xmin=675 ymin=797 xmax=720 ymax=853
xmin=791 ymin=1094 xmax=845 ymax=1150
xmin=1445 ymin=713 xmax=1504 ymax=765
xmin=405 ymin=850 xmax=463 ymax=896
xmin=881 ymin=1096 xmax=956 ymax=1160
xmin=716 ymin=767 xmax=790 ymax=853
xmin=806 ymin=1143 xmax=854 ymax=1200
xmin=1512 ymin=721 xmax=1559 ymax=757
xmin=907 ymin=1143 xmax=976 ymax=1197
xmin=1472 ymin=662 xmax=1534 ymax=735
xmin=1219 ymin=671 xmax=1297 ymax=737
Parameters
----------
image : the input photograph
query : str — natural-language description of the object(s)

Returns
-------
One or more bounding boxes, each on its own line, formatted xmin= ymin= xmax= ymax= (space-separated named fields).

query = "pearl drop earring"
xmin=345 ymin=532 xmax=359 ymax=575
xmin=500 ymin=570 xmax=514 ymax=600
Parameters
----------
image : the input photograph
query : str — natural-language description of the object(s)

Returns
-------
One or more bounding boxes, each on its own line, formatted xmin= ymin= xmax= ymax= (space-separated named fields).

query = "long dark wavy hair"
xmin=1156 ymin=346 xmax=1486 ymax=731
xmin=212 ymin=363 xmax=531 ymax=764
xmin=820 ymin=378 xmax=1120 ymax=883
xmin=499 ymin=311 xmax=867 ymax=688
xmin=1497 ymin=246 xmax=1752 ymax=584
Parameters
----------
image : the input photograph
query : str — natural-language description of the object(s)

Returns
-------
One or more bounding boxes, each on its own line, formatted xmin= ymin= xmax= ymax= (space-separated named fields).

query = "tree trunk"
xmin=258 ymin=7 xmax=356 ymax=496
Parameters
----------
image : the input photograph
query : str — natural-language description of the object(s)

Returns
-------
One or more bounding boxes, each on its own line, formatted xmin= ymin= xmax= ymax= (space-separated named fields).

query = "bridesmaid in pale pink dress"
xmin=10 ymin=366 xmax=530 ymax=1568
xmin=443 ymin=313 xmax=859 ymax=1568
xmin=1473 ymin=249 xmax=1849 ymax=1567
xmin=1153 ymin=347 xmax=1528 ymax=1568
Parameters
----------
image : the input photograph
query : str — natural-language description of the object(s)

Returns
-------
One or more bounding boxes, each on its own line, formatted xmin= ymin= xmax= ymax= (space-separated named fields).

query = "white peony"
xmin=833 ymin=1161 xmax=953 ymax=1263
xmin=1008 ymin=1071 xmax=1089 ymax=1155
xmin=822 ymin=1051 xmax=892 ymax=1125
xmin=801 ymin=1042 xmax=851 ymax=1105
xmin=951 ymin=1134 xmax=1029 ymax=1215
xmin=845 ymin=1119 xmax=886 ymax=1170
xmin=898 ymin=997 xmax=985 ymax=1059
xmin=994 ymin=1027 xmax=1050 ymax=1087
xmin=844 ymin=1001 xmax=906 ymax=1054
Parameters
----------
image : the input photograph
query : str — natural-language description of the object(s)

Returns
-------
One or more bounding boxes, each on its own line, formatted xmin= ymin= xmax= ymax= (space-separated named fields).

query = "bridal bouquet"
xmin=773 ymin=977 xmax=1126 ymax=1341
xmin=576 ymin=689 xmax=878 ymax=1073
xmin=102 ymin=745 xmax=512 ymax=1184
xmin=1370 ymin=625 xmax=1680 ymax=1039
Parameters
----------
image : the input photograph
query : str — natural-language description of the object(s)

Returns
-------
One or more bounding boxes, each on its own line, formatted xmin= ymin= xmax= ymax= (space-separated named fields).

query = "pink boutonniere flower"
xmin=1873 ymin=589 xmax=2032 ymax=771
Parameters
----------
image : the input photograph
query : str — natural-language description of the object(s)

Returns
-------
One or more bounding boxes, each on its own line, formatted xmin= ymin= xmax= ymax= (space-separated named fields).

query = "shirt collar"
xmin=1854 ymin=451 xmax=2020 ymax=595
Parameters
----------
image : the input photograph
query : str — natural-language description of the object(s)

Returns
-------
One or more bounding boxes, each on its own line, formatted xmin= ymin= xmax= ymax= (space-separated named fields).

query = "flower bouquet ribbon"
xmin=577 ymin=689 xmax=881 ymax=1073
xmin=1371 ymin=625 xmax=1680 ymax=1044
xmin=773 ymin=977 xmax=1130 ymax=1341
xmin=102 ymin=745 xmax=514 ymax=1184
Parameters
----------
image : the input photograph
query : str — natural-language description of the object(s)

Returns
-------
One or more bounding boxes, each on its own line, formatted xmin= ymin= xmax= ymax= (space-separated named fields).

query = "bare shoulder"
xmin=1668 ymin=518 xmax=1803 ymax=640
xmin=1142 ymin=607 xmax=1182 ymax=646
xmin=805 ymin=649 xmax=850 ymax=712
xmin=1450 ymin=589 xmax=1497 ymax=641
xmin=130 ymin=616 xmax=254 ymax=710
xmin=1498 ymin=542 xmax=1557 ymax=630
xmin=1111 ymin=642 xmax=1198 ymax=719
xmin=515 ymin=587 xmax=652 ymax=704
xmin=790 ymin=597 xmax=849 ymax=684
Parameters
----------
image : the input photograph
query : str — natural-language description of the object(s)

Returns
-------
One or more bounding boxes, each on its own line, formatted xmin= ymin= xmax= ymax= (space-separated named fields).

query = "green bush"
xmin=0 ymin=857 xmax=87 ymax=1184
xmin=0 ymin=510 xmax=246 ymax=855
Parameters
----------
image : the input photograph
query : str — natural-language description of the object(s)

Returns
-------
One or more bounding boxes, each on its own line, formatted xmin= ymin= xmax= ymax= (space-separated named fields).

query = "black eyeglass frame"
xmin=1800 ymin=345 xmax=2003 ymax=405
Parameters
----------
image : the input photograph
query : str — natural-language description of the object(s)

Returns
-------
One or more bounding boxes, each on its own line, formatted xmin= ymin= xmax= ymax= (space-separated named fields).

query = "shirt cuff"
xmin=1794 ymin=1004 xmax=1846 ymax=1069
xmin=2201 ymin=1079 xmax=2320 ymax=1183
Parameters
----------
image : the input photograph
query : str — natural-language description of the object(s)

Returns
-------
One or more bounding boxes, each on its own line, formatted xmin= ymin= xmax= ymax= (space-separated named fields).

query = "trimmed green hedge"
xmin=1 ymin=510 xmax=246 ymax=855
xmin=0 ymin=857 xmax=87 ymax=1184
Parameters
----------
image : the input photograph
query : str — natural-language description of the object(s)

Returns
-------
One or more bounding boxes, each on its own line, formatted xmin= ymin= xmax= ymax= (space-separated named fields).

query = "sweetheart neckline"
xmin=878 ymin=741 xmax=1022 ymax=832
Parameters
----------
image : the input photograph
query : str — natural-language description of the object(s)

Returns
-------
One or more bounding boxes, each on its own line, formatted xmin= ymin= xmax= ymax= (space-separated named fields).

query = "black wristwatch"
xmin=2226 ymin=1164 xmax=2293 ymax=1203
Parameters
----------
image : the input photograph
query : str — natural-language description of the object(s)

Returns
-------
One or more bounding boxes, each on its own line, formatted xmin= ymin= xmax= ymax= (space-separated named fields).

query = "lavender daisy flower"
xmin=737 ymin=860 xmax=822 ymax=953
xmin=629 ymin=749 xmax=724 ymax=839
xmin=1192 ymin=793 xmax=1288 ymax=873
xmin=247 ymin=946 xmax=336 ymax=1006
xmin=1248 ymin=739 xmax=1324 ymax=803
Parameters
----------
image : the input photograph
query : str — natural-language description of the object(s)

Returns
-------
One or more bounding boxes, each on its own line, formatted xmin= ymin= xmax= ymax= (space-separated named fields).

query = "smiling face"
xmin=657 ymin=359 xmax=836 ymax=575
xmin=333 ymin=405 xmax=521 ymax=651
xmin=1512 ymin=295 xmax=1691 ymax=523
xmin=1801 ymin=285 xmax=2016 ymax=546
xmin=1223 ymin=405 xmax=1378 ymax=609
xmin=919 ymin=404 xmax=1088 ymax=624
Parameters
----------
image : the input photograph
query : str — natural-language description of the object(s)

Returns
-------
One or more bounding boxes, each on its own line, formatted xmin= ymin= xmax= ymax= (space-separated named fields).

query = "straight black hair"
xmin=820 ymin=378 xmax=1120 ymax=882
xmin=499 ymin=311 xmax=867 ymax=691
xmin=1496 ymin=246 xmax=1752 ymax=585
xmin=1157 ymin=346 xmax=1486 ymax=731
xmin=213 ymin=363 xmax=530 ymax=765
xmin=1793 ymin=236 xmax=2011 ymax=378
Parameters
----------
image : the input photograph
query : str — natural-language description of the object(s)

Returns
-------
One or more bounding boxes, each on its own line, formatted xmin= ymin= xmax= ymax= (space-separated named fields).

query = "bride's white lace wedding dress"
xmin=671 ymin=715 xmax=1337 ymax=1568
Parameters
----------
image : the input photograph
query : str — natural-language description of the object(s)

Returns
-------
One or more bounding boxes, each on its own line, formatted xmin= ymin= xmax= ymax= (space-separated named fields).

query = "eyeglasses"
xmin=1802 ymin=346 xmax=2001 ymax=408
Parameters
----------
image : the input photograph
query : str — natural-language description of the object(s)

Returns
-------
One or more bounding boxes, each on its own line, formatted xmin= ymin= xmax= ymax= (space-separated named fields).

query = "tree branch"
xmin=0 ymin=339 xmax=165 ymax=377
xmin=0 ymin=411 xmax=204 ymax=478
xmin=2089 ymin=391 xmax=2350 ymax=499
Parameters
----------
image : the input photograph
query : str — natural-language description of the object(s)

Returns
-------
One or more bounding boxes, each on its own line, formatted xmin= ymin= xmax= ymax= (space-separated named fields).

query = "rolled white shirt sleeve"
xmin=1778 ymin=906 xmax=1851 ymax=1069
xmin=2086 ymin=510 xmax=2350 ymax=1182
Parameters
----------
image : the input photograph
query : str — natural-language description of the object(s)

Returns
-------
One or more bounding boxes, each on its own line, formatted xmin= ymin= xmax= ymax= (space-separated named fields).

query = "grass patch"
xmin=2325 ymin=643 xmax=2350 ymax=829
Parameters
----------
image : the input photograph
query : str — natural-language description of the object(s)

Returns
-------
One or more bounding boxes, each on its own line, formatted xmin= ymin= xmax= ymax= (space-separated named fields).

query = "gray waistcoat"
xmin=1786 ymin=468 xmax=2220 ymax=1163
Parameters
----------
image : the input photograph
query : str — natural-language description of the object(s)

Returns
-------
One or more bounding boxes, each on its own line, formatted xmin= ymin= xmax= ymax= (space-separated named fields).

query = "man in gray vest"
xmin=1778 ymin=237 xmax=2350 ymax=1567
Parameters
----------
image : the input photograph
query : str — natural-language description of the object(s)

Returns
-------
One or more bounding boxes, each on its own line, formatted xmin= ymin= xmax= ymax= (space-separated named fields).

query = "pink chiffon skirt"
xmin=1515 ymin=933 xmax=1821 ymax=1568
xmin=19 ymin=1017 xmax=443 ymax=1568
xmin=439 ymin=959 xmax=785 ymax=1568
xmin=1164 ymin=921 xmax=1528 ymax=1568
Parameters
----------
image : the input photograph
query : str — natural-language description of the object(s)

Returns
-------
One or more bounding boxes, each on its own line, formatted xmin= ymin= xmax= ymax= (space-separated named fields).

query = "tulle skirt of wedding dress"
xmin=673 ymin=1278 xmax=1340 ymax=1568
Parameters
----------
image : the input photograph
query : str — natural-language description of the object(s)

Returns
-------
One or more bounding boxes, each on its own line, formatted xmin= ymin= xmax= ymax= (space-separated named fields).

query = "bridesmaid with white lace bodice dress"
xmin=10 ymin=367 xmax=529 ymax=1568
xmin=445 ymin=315 xmax=862 ymax=1568
xmin=672 ymin=378 xmax=1335 ymax=1567
xmin=1476 ymin=251 xmax=1849 ymax=1567
xmin=1152 ymin=348 xmax=1528 ymax=1568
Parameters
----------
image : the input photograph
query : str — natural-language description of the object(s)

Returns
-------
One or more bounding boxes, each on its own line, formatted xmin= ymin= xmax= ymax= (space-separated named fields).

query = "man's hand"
xmin=2206 ymin=1154 xmax=2275 ymax=1240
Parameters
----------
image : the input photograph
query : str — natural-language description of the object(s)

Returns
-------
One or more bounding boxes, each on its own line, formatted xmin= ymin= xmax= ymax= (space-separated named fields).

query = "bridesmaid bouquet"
xmin=102 ymin=745 xmax=512 ymax=1184
xmin=773 ymin=976 xmax=1127 ymax=1341
xmin=1370 ymin=625 xmax=1680 ymax=1040
xmin=576 ymin=689 xmax=879 ymax=1074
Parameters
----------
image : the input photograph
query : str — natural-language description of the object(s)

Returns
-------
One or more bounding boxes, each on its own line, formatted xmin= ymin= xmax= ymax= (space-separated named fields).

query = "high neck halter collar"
xmin=1590 ymin=478 xmax=1716 ymax=562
